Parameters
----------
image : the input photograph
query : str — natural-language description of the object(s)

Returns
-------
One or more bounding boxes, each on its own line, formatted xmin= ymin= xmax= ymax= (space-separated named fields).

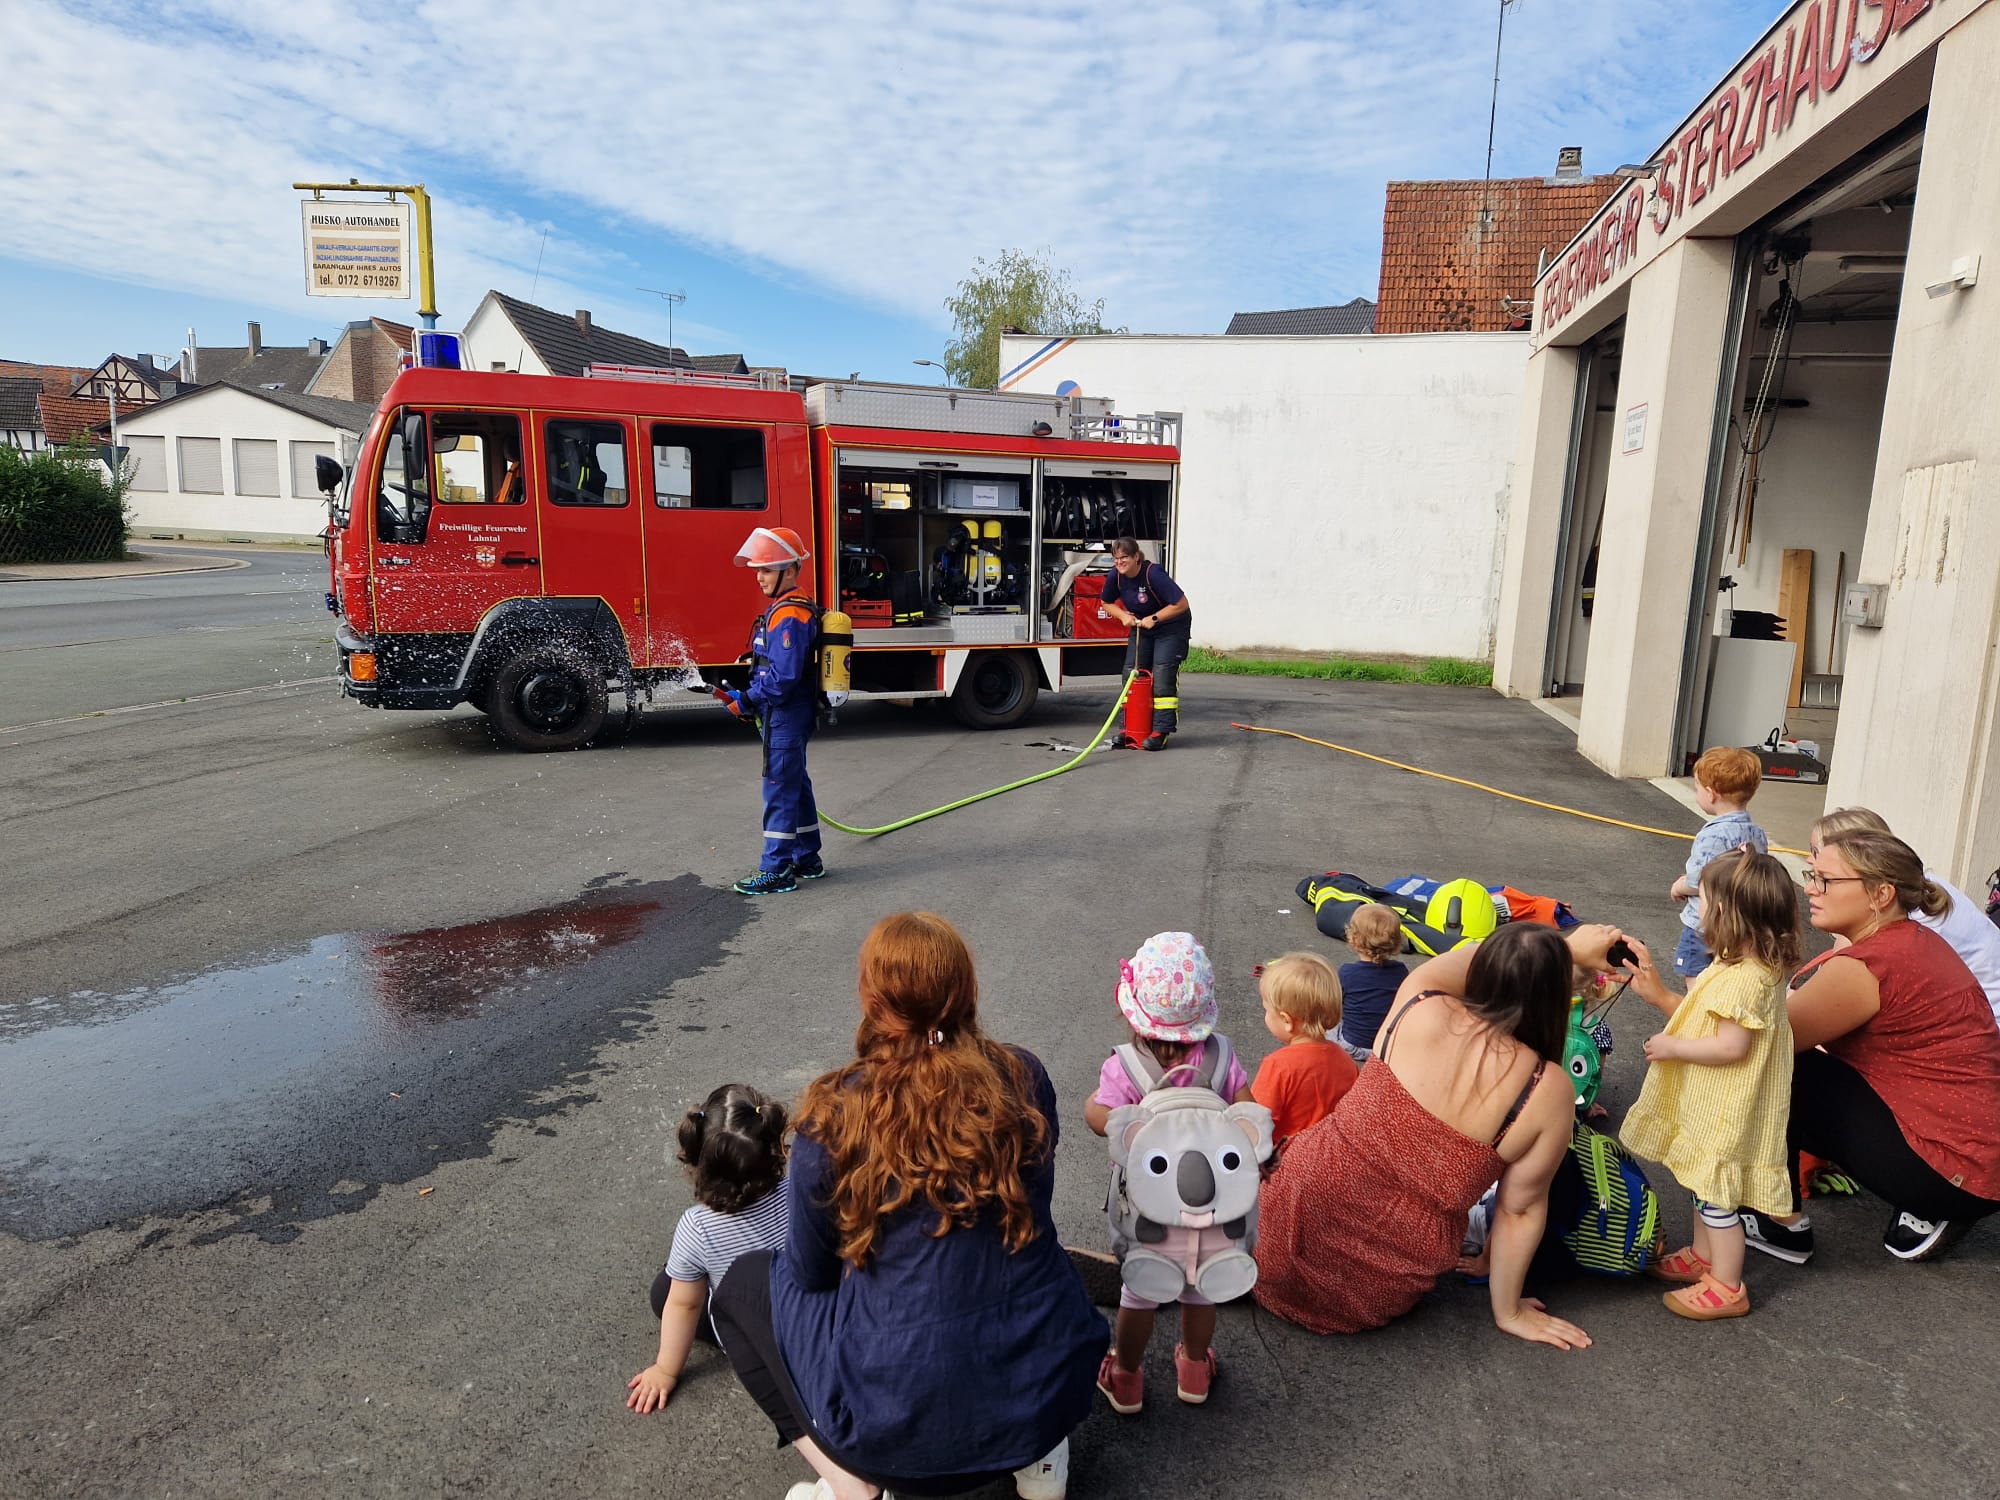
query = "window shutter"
xmin=290 ymin=440 xmax=334 ymax=498
xmin=234 ymin=438 xmax=279 ymax=497
xmin=126 ymin=434 xmax=167 ymax=491
xmin=177 ymin=437 xmax=223 ymax=493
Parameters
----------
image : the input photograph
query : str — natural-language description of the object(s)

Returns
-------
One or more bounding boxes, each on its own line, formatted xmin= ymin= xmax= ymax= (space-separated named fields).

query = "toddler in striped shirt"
xmin=627 ymin=1082 xmax=789 ymax=1413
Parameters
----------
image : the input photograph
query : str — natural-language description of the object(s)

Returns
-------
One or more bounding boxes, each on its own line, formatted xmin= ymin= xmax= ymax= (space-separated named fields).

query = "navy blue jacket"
xmin=1100 ymin=561 xmax=1190 ymax=633
xmin=770 ymin=1048 xmax=1106 ymax=1479
xmin=745 ymin=592 xmax=819 ymax=738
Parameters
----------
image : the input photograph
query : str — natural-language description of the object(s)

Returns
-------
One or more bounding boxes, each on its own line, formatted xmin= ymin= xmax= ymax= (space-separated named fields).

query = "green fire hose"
xmin=819 ymin=672 xmax=1136 ymax=838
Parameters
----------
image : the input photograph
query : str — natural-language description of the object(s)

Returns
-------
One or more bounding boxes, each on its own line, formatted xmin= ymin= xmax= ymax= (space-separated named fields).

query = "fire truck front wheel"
xmin=951 ymin=651 xmax=1039 ymax=730
xmin=485 ymin=646 xmax=609 ymax=752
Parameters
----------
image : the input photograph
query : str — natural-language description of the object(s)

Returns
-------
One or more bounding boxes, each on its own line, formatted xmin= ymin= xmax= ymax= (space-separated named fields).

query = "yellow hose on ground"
xmin=1230 ymin=721 xmax=1809 ymax=857
xmin=821 ymin=674 xmax=1135 ymax=838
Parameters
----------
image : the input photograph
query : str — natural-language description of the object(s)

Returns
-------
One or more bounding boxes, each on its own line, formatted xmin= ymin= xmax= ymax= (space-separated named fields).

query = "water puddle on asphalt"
xmin=0 ymin=874 xmax=746 ymax=1242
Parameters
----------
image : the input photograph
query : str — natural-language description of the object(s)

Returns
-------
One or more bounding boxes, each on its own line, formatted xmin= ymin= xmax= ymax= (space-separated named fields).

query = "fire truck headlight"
xmin=349 ymin=652 xmax=378 ymax=683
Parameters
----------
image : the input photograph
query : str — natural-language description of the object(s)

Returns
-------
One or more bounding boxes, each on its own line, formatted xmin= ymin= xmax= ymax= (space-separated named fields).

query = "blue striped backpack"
xmin=1557 ymin=1123 xmax=1663 ymax=1277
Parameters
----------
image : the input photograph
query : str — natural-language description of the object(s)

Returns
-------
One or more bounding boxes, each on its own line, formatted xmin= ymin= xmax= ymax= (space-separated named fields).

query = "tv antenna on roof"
xmin=638 ymin=287 xmax=687 ymax=349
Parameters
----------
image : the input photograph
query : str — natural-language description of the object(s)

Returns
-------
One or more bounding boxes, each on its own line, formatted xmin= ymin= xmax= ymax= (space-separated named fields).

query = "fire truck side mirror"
xmin=315 ymin=453 xmax=345 ymax=495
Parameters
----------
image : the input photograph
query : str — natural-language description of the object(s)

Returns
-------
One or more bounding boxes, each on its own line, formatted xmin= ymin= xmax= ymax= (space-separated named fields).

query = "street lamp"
xmin=912 ymin=359 xmax=948 ymax=386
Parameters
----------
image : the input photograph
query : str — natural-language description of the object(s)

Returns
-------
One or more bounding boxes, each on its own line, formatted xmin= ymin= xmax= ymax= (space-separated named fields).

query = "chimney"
xmin=248 ymin=321 xmax=263 ymax=356
xmin=134 ymin=353 xmax=153 ymax=371
xmin=307 ymin=337 xmax=329 ymax=357
xmin=1554 ymin=146 xmax=1584 ymax=181
xmin=574 ymin=309 xmax=593 ymax=337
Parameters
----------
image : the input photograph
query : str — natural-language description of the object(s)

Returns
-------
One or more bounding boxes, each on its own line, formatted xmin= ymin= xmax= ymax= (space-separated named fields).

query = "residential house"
xmin=460 ymin=290 xmax=746 ymax=377
xmin=2 ymin=377 xmax=46 ymax=451
xmin=108 ymin=383 xmax=373 ymax=542
xmin=306 ymin=317 xmax=414 ymax=406
xmin=184 ymin=321 xmax=332 ymax=392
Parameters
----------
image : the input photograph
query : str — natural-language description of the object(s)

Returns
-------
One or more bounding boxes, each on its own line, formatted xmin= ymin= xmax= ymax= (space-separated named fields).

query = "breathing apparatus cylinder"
xmin=820 ymin=610 xmax=853 ymax=708
xmin=1118 ymin=668 xmax=1153 ymax=748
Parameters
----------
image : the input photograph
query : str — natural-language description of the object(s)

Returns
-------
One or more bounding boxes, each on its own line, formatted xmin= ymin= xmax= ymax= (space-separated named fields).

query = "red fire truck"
xmin=322 ymin=364 xmax=1181 ymax=750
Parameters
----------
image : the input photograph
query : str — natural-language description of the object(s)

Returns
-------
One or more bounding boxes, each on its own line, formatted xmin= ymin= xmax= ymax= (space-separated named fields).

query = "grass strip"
xmin=1184 ymin=647 xmax=1491 ymax=687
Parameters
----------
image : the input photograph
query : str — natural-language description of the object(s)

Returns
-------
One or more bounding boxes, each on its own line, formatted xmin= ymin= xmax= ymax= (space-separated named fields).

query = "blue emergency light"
xmin=413 ymin=329 xmax=463 ymax=369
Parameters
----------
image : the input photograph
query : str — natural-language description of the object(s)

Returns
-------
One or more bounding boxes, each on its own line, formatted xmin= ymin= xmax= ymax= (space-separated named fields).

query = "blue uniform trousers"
xmin=761 ymin=732 xmax=821 ymax=873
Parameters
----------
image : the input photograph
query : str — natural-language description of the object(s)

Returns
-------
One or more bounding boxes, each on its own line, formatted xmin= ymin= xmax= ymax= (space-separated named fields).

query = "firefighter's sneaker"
xmin=733 ymin=866 xmax=798 ymax=896
xmin=793 ymin=854 xmax=827 ymax=881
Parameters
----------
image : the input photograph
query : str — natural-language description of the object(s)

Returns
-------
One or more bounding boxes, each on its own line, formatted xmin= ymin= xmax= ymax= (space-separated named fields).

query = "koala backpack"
xmin=1103 ymin=1040 xmax=1276 ymax=1304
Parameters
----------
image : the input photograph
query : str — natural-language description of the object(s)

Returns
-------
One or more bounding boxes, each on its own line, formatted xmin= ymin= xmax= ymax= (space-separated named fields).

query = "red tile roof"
xmin=1377 ymin=176 xmax=1619 ymax=334
xmin=39 ymin=393 xmax=113 ymax=444
xmin=371 ymin=317 xmax=415 ymax=352
xmin=0 ymin=358 xmax=93 ymax=398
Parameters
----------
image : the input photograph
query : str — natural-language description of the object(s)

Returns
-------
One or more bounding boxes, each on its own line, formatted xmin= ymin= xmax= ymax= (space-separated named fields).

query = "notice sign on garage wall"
xmin=1623 ymin=403 xmax=1648 ymax=455
xmin=300 ymin=200 xmax=411 ymax=298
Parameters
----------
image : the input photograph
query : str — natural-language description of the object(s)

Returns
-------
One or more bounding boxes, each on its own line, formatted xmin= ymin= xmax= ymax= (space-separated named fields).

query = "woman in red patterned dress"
xmin=1253 ymin=922 xmax=1621 ymax=1350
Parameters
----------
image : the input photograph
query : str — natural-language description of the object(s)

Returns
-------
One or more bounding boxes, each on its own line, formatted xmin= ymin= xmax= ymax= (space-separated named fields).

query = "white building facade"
xmin=116 ymin=385 xmax=372 ymax=543
xmin=996 ymin=331 xmax=1528 ymax=660
xmin=1495 ymin=0 xmax=2000 ymax=884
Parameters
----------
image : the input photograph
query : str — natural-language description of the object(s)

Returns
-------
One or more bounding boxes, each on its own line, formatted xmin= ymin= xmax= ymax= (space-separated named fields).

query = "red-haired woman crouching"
xmin=711 ymin=913 xmax=1105 ymax=1500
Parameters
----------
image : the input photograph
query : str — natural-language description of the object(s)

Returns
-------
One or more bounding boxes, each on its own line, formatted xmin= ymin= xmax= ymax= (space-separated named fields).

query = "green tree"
xmin=942 ymin=248 xmax=1121 ymax=389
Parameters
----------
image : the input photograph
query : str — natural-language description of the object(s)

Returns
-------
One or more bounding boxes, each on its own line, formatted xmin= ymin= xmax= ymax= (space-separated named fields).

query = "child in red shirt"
xmin=1252 ymin=951 xmax=1359 ymax=1146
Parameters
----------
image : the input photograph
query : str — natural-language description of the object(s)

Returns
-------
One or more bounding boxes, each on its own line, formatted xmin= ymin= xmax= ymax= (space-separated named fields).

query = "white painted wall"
xmin=997 ymin=332 xmax=1528 ymax=659
xmin=1726 ymin=350 xmax=1888 ymax=679
xmin=117 ymin=388 xmax=358 ymax=542
xmin=461 ymin=296 xmax=551 ymax=376
xmin=1831 ymin=2 xmax=2000 ymax=887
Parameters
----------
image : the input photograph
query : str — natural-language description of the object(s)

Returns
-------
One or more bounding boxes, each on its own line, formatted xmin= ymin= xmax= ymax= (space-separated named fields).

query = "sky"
xmin=0 ymin=0 xmax=1784 ymax=380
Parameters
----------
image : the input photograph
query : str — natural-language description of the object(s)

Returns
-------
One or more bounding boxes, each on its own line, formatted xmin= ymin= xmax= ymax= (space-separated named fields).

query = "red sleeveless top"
xmin=1253 ymin=994 xmax=1541 ymax=1334
xmin=1795 ymin=918 xmax=2000 ymax=1199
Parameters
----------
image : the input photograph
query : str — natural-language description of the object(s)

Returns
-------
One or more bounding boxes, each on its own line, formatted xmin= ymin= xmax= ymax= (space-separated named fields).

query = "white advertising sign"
xmin=300 ymin=200 xmax=412 ymax=298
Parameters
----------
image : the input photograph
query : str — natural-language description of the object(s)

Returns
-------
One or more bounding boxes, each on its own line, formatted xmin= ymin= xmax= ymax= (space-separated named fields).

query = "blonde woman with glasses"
xmin=1741 ymin=829 xmax=2000 ymax=1267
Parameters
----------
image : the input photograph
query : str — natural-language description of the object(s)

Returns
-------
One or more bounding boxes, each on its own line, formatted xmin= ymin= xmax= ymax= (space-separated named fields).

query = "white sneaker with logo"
xmin=1015 ymin=1438 xmax=1070 ymax=1500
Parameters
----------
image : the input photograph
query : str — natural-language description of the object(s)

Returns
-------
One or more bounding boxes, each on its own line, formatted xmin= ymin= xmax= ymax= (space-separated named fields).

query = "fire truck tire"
xmin=951 ymin=651 xmax=1038 ymax=730
xmin=485 ymin=647 xmax=609 ymax=751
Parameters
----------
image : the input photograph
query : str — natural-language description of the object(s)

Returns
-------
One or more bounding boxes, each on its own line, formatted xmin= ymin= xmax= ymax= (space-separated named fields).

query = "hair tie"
xmin=693 ymin=1109 xmax=705 ymax=1119
xmin=929 ymin=1028 xmax=946 ymax=1046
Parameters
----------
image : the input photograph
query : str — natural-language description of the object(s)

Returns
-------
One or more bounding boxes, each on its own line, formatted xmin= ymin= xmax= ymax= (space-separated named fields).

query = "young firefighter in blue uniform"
xmin=1100 ymin=535 xmax=1193 ymax=750
xmin=720 ymin=526 xmax=825 ymax=895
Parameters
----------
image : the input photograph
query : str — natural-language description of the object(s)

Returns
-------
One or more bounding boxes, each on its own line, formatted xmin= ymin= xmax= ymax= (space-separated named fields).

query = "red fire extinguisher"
xmin=1117 ymin=668 xmax=1153 ymax=749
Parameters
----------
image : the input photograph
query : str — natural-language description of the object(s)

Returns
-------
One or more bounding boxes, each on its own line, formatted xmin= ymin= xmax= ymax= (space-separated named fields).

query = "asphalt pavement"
xmin=0 ymin=544 xmax=333 ymax=728
xmin=1 ymin=600 xmax=1996 ymax=1499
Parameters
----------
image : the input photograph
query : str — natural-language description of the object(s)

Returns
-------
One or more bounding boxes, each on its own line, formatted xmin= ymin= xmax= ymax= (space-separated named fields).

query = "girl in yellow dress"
xmin=1617 ymin=849 xmax=1802 ymax=1320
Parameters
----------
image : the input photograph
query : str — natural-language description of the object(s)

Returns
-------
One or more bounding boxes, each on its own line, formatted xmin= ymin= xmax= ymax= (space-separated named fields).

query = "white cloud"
xmin=0 ymin=0 xmax=1764 ymax=339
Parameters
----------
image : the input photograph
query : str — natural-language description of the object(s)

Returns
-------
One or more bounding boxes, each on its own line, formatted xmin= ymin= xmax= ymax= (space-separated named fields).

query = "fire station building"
xmin=1493 ymin=0 xmax=2000 ymax=884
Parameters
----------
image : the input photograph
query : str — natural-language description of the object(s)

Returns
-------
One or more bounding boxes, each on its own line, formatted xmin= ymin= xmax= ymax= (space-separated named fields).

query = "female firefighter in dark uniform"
xmin=1100 ymin=535 xmax=1192 ymax=750
xmin=721 ymin=526 xmax=825 ymax=895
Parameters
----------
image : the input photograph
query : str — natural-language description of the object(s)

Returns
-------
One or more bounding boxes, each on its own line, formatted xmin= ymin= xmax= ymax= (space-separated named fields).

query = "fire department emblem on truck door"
xmin=475 ymin=546 xmax=497 ymax=569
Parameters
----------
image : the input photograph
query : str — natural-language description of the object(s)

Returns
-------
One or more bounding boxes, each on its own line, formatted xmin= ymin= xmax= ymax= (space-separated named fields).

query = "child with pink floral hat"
xmin=1084 ymin=931 xmax=1255 ymax=1415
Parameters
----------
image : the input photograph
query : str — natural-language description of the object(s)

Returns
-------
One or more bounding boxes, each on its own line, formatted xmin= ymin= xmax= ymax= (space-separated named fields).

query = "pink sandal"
xmin=1647 ymin=1245 xmax=1711 ymax=1285
xmin=1664 ymin=1271 xmax=1750 ymax=1320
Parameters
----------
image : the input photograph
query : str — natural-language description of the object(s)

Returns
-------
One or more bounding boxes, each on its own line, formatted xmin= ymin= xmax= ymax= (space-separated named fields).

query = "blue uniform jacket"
xmin=770 ymin=1049 xmax=1106 ymax=1479
xmin=745 ymin=594 xmax=819 ymax=738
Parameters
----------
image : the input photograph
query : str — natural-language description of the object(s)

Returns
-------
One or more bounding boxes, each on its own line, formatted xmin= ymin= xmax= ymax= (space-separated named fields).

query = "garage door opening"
xmin=1673 ymin=121 xmax=1923 ymax=838
xmin=1541 ymin=320 xmax=1626 ymax=722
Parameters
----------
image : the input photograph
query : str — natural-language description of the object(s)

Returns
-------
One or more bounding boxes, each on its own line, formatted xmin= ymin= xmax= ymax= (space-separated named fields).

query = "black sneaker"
xmin=793 ymin=854 xmax=826 ymax=881
xmin=733 ymin=866 xmax=797 ymax=896
xmin=1142 ymin=733 xmax=1167 ymax=751
xmin=1883 ymin=1211 xmax=1971 ymax=1262
xmin=1742 ymin=1212 xmax=1815 ymax=1264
